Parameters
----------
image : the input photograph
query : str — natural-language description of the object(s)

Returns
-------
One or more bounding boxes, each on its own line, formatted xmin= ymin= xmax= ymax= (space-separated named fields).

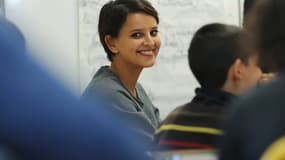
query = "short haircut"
xmin=188 ymin=23 xmax=251 ymax=89
xmin=98 ymin=0 xmax=159 ymax=61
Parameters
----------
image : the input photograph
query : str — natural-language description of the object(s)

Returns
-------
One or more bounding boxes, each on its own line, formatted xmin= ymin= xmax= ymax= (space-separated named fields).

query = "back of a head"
xmin=188 ymin=23 xmax=242 ymax=89
xmin=0 ymin=18 xmax=26 ymax=55
xmin=244 ymin=0 xmax=258 ymax=21
xmin=243 ymin=0 xmax=276 ymax=74
xmin=245 ymin=0 xmax=285 ymax=72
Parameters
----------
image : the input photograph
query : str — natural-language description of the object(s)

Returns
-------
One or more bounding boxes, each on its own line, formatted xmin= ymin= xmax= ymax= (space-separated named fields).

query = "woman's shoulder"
xmin=89 ymin=66 xmax=124 ymax=89
xmin=82 ymin=66 xmax=128 ymax=97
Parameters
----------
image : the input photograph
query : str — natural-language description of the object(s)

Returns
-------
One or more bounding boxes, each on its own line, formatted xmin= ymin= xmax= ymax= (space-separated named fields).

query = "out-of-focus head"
xmin=243 ymin=0 xmax=258 ymax=22
xmin=0 ymin=18 xmax=26 ymax=53
xmin=244 ymin=0 xmax=285 ymax=72
xmin=0 ymin=17 xmax=150 ymax=160
xmin=98 ymin=0 xmax=159 ymax=61
xmin=243 ymin=0 xmax=273 ymax=73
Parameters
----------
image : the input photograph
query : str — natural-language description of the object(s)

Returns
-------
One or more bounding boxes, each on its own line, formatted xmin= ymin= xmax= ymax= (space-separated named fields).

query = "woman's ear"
xmin=104 ymin=35 xmax=119 ymax=54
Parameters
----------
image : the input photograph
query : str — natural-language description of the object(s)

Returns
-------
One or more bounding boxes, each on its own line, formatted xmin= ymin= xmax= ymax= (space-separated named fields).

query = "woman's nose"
xmin=143 ymin=34 xmax=155 ymax=45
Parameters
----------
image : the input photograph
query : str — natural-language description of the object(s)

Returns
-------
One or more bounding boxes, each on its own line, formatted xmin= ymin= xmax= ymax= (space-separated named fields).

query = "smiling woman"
xmin=106 ymin=13 xmax=160 ymax=71
xmin=81 ymin=0 xmax=161 ymax=149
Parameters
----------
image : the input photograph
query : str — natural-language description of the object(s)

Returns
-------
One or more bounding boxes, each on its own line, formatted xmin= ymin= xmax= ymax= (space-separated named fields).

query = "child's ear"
xmin=230 ymin=58 xmax=245 ymax=80
xmin=104 ymin=35 xmax=119 ymax=54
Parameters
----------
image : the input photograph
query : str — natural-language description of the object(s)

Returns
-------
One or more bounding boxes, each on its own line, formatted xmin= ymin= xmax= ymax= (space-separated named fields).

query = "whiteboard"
xmin=78 ymin=0 xmax=240 ymax=118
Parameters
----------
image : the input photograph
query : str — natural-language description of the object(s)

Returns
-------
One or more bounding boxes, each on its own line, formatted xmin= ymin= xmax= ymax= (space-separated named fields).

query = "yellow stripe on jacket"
xmin=155 ymin=124 xmax=223 ymax=135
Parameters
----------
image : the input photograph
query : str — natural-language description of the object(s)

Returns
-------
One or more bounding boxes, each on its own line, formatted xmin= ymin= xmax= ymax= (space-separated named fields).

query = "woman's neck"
xmin=110 ymin=62 xmax=142 ymax=97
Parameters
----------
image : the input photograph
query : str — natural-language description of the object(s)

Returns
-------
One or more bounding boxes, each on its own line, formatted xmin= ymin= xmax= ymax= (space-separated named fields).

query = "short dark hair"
xmin=98 ymin=0 xmax=159 ymax=61
xmin=245 ymin=0 xmax=285 ymax=72
xmin=188 ymin=23 xmax=250 ymax=89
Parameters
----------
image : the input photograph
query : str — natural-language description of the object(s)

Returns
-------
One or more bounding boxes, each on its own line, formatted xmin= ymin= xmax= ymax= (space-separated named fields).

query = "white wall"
xmin=5 ymin=0 xmax=241 ymax=118
xmin=5 ymin=0 xmax=80 ymax=94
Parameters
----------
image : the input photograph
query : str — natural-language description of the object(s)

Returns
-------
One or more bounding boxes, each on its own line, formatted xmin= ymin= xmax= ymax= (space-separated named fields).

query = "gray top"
xmin=82 ymin=66 xmax=160 ymax=144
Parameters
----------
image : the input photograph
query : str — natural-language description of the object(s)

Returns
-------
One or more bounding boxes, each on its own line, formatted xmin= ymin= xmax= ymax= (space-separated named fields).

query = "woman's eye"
xmin=151 ymin=30 xmax=159 ymax=36
xmin=131 ymin=32 xmax=143 ymax=38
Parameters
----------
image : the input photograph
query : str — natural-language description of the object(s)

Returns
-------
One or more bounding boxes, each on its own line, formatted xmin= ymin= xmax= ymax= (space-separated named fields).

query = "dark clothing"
xmin=0 ymin=18 xmax=149 ymax=160
xmin=219 ymin=74 xmax=285 ymax=160
xmin=82 ymin=66 xmax=160 ymax=147
xmin=154 ymin=88 xmax=235 ymax=150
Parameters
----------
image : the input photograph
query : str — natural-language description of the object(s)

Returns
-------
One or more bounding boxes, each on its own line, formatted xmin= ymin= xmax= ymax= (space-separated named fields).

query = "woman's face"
xmin=109 ymin=12 xmax=161 ymax=69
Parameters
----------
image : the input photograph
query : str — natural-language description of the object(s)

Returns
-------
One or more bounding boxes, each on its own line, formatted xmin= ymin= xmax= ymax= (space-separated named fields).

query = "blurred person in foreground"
xmin=219 ymin=0 xmax=285 ymax=159
xmin=0 ymin=17 xmax=149 ymax=160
